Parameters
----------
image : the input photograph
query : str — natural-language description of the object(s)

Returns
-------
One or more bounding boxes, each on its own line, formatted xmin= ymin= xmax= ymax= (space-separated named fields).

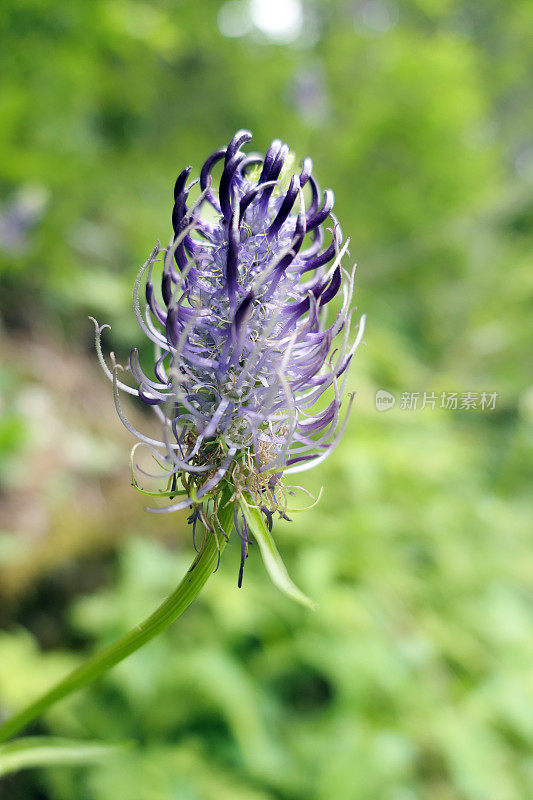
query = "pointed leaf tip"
xmin=0 ymin=737 xmax=127 ymax=778
xmin=239 ymin=499 xmax=318 ymax=611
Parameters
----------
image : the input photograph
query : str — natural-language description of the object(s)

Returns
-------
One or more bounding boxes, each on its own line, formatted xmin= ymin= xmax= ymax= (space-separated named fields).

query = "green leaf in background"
xmin=240 ymin=498 xmax=317 ymax=610
xmin=0 ymin=737 xmax=125 ymax=779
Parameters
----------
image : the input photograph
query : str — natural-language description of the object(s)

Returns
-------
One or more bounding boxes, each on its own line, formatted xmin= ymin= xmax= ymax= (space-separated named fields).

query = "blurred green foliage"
xmin=0 ymin=0 xmax=532 ymax=798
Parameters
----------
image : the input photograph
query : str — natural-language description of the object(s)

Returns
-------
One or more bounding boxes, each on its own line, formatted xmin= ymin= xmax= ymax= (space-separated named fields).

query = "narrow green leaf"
xmin=0 ymin=737 xmax=124 ymax=778
xmin=240 ymin=499 xmax=317 ymax=610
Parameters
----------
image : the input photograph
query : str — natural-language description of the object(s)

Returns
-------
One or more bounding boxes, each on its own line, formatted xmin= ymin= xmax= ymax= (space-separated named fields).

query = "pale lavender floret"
xmin=92 ymin=130 xmax=365 ymax=542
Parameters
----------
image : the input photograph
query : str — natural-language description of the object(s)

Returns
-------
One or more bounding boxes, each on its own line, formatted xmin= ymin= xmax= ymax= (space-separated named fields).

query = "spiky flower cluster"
xmin=93 ymin=130 xmax=364 ymax=581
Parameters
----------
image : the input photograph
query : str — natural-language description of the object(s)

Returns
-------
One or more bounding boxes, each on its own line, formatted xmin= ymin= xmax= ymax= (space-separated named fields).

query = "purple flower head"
xmin=92 ymin=131 xmax=364 ymax=590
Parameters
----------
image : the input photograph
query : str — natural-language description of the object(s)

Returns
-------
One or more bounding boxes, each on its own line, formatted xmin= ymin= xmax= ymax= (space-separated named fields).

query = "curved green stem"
xmin=0 ymin=498 xmax=233 ymax=744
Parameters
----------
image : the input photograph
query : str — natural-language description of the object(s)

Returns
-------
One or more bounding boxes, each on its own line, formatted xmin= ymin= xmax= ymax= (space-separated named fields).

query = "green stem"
xmin=0 ymin=498 xmax=233 ymax=743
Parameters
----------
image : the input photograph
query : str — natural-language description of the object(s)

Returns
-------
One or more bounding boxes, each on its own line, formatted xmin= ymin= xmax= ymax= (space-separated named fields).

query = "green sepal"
xmin=239 ymin=498 xmax=317 ymax=610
